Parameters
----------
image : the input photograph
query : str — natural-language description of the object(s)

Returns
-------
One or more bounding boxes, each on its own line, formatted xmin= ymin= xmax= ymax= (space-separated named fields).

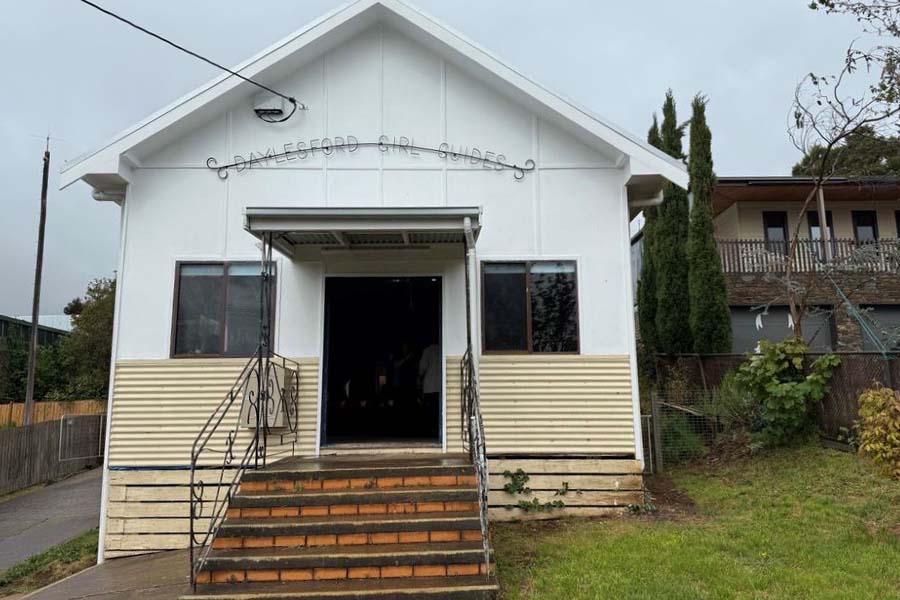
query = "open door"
xmin=322 ymin=277 xmax=442 ymax=445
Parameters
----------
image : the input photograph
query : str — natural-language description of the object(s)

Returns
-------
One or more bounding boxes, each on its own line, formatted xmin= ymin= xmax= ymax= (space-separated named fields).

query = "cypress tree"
xmin=637 ymin=116 xmax=662 ymax=353
xmin=687 ymin=95 xmax=732 ymax=352
xmin=654 ymin=91 xmax=693 ymax=355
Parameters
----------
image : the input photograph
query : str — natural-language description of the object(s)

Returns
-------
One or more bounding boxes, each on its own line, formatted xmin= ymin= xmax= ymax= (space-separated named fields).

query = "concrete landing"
xmin=24 ymin=550 xmax=190 ymax=599
xmin=0 ymin=469 xmax=101 ymax=571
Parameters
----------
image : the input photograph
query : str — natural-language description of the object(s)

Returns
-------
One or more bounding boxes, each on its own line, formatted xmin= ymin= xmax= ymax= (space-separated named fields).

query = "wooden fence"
xmin=0 ymin=414 xmax=105 ymax=496
xmin=655 ymin=353 xmax=898 ymax=442
xmin=0 ymin=400 xmax=105 ymax=426
xmin=717 ymin=238 xmax=900 ymax=274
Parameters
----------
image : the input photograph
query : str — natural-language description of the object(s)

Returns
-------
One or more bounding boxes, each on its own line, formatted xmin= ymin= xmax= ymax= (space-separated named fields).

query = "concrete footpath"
xmin=24 ymin=550 xmax=190 ymax=599
xmin=0 ymin=469 xmax=102 ymax=571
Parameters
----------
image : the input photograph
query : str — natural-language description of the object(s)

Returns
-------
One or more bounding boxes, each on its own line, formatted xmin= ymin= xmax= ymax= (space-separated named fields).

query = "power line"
xmin=77 ymin=0 xmax=304 ymax=120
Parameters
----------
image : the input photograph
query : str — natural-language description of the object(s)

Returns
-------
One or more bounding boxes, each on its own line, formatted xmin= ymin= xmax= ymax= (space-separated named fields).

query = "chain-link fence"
xmin=645 ymin=391 xmax=722 ymax=473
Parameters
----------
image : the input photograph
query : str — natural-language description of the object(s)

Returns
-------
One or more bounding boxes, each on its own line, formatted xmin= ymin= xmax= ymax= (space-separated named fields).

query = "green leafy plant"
xmin=734 ymin=339 xmax=840 ymax=446
xmin=516 ymin=498 xmax=565 ymax=512
xmin=698 ymin=371 xmax=763 ymax=433
xmin=502 ymin=469 xmax=566 ymax=513
xmin=837 ymin=425 xmax=860 ymax=452
xmin=856 ymin=386 xmax=900 ymax=479
xmin=502 ymin=469 xmax=531 ymax=495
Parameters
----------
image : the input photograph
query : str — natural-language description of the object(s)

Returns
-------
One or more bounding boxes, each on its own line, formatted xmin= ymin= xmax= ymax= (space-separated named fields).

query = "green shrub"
xmin=660 ymin=410 xmax=707 ymax=463
xmin=699 ymin=371 xmax=763 ymax=433
xmin=857 ymin=386 xmax=900 ymax=479
xmin=734 ymin=338 xmax=840 ymax=447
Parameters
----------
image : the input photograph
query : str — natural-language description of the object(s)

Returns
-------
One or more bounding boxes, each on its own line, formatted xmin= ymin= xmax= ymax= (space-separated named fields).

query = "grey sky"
xmin=0 ymin=0 xmax=862 ymax=315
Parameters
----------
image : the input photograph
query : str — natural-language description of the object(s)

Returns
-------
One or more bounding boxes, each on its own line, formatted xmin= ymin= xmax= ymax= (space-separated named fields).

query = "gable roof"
xmin=60 ymin=0 xmax=687 ymax=192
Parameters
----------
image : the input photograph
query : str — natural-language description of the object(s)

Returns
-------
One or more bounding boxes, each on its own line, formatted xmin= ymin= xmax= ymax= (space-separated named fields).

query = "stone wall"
xmin=725 ymin=272 xmax=900 ymax=350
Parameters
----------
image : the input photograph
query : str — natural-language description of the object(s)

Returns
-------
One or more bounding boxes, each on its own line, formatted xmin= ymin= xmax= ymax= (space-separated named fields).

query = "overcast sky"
xmin=0 ymin=0 xmax=862 ymax=316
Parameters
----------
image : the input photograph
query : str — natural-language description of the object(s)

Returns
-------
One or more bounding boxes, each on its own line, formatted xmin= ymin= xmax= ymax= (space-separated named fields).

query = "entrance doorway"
xmin=322 ymin=277 xmax=442 ymax=445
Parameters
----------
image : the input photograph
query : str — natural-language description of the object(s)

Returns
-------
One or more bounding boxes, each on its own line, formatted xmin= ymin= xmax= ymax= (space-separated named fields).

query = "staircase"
xmin=180 ymin=453 xmax=498 ymax=600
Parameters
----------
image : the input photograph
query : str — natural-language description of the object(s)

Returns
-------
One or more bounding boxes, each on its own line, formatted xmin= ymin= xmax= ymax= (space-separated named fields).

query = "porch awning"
xmin=244 ymin=207 xmax=482 ymax=255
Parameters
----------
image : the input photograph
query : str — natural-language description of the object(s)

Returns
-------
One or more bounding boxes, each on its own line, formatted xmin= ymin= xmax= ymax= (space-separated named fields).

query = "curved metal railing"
xmin=188 ymin=349 xmax=300 ymax=588
xmin=460 ymin=347 xmax=490 ymax=573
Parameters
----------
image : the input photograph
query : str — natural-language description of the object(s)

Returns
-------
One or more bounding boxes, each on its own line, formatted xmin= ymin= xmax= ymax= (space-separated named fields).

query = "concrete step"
xmin=200 ymin=541 xmax=491 ymax=583
xmin=214 ymin=512 xmax=482 ymax=549
xmin=181 ymin=575 xmax=499 ymax=599
xmin=242 ymin=456 xmax=474 ymax=492
xmin=194 ymin=454 xmax=495 ymax=599
xmin=229 ymin=488 xmax=479 ymax=518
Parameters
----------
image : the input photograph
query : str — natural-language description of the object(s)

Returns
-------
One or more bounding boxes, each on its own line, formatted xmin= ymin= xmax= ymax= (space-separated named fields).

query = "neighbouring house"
xmin=631 ymin=176 xmax=900 ymax=354
xmin=713 ymin=177 xmax=900 ymax=352
xmin=0 ymin=314 xmax=70 ymax=347
xmin=60 ymin=0 xmax=685 ymax=595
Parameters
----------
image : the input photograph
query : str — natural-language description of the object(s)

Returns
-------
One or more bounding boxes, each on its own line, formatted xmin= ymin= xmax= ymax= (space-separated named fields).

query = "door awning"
xmin=244 ymin=207 xmax=482 ymax=255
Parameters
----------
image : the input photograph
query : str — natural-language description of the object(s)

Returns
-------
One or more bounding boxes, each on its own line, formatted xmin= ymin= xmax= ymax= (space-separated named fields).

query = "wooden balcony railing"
xmin=716 ymin=238 xmax=900 ymax=274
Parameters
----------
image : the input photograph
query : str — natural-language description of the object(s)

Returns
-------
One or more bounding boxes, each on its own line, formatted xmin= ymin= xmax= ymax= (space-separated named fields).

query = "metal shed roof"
xmin=243 ymin=206 xmax=481 ymax=255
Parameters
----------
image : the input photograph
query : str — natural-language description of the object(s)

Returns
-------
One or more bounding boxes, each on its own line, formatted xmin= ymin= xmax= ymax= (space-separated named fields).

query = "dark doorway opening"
xmin=322 ymin=277 xmax=442 ymax=445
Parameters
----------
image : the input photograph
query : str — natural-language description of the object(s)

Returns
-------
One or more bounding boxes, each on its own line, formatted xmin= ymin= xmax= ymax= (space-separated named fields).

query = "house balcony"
xmin=716 ymin=238 xmax=900 ymax=274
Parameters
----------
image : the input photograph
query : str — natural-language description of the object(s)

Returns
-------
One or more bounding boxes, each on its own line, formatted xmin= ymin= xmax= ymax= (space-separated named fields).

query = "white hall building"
xmin=62 ymin=0 xmax=686 ymax=561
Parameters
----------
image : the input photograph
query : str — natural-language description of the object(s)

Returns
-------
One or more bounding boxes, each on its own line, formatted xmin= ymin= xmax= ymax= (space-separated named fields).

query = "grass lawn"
xmin=0 ymin=529 xmax=98 ymax=597
xmin=493 ymin=446 xmax=900 ymax=600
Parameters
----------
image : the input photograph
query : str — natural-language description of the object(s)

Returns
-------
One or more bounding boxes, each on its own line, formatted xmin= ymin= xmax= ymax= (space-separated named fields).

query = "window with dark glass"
xmin=172 ymin=262 xmax=273 ymax=357
xmin=852 ymin=210 xmax=879 ymax=243
xmin=807 ymin=211 xmax=834 ymax=241
xmin=763 ymin=211 xmax=788 ymax=254
xmin=808 ymin=210 xmax=835 ymax=260
xmin=482 ymin=261 xmax=579 ymax=353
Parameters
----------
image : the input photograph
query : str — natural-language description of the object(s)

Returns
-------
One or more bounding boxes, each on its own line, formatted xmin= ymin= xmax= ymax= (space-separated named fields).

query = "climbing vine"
xmin=501 ymin=469 xmax=571 ymax=513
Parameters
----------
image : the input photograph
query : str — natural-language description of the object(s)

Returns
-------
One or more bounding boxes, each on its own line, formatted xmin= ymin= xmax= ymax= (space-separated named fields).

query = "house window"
xmin=852 ymin=210 xmax=879 ymax=243
xmin=482 ymin=261 xmax=579 ymax=353
xmin=762 ymin=211 xmax=788 ymax=254
xmin=808 ymin=210 xmax=835 ymax=260
xmin=171 ymin=262 xmax=273 ymax=357
xmin=807 ymin=211 xmax=833 ymax=241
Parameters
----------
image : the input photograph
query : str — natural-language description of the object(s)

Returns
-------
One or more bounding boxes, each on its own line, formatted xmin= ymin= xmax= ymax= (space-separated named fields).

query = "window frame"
xmin=762 ymin=211 xmax=789 ymax=253
xmin=169 ymin=260 xmax=276 ymax=359
xmin=806 ymin=210 xmax=834 ymax=240
xmin=852 ymin=210 xmax=879 ymax=243
xmin=480 ymin=260 xmax=580 ymax=355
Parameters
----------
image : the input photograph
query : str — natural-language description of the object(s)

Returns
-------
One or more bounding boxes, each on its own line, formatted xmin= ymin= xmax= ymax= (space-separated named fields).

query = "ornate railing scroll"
xmin=460 ymin=348 xmax=491 ymax=574
xmin=188 ymin=350 xmax=300 ymax=588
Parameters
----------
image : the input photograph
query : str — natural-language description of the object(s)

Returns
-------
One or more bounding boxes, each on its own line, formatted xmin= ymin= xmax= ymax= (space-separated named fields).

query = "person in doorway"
xmin=418 ymin=342 xmax=441 ymax=437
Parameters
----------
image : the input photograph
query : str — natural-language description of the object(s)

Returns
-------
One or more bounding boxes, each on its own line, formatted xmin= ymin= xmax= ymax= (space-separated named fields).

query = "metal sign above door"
xmin=207 ymin=134 xmax=536 ymax=180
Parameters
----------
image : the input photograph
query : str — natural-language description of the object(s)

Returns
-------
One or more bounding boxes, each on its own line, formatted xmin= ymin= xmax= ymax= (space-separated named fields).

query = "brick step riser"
xmin=227 ymin=501 xmax=478 ymax=520
xmin=240 ymin=474 xmax=477 ymax=494
xmin=199 ymin=563 xmax=493 ymax=585
xmin=213 ymin=529 xmax=482 ymax=550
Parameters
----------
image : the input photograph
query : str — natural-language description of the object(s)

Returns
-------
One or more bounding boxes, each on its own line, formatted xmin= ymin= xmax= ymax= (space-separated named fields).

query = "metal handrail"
xmin=188 ymin=349 xmax=300 ymax=588
xmin=460 ymin=347 xmax=490 ymax=573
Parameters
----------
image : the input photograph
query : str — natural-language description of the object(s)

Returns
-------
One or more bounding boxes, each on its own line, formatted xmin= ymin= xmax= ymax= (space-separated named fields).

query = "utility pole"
xmin=24 ymin=139 xmax=50 ymax=426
